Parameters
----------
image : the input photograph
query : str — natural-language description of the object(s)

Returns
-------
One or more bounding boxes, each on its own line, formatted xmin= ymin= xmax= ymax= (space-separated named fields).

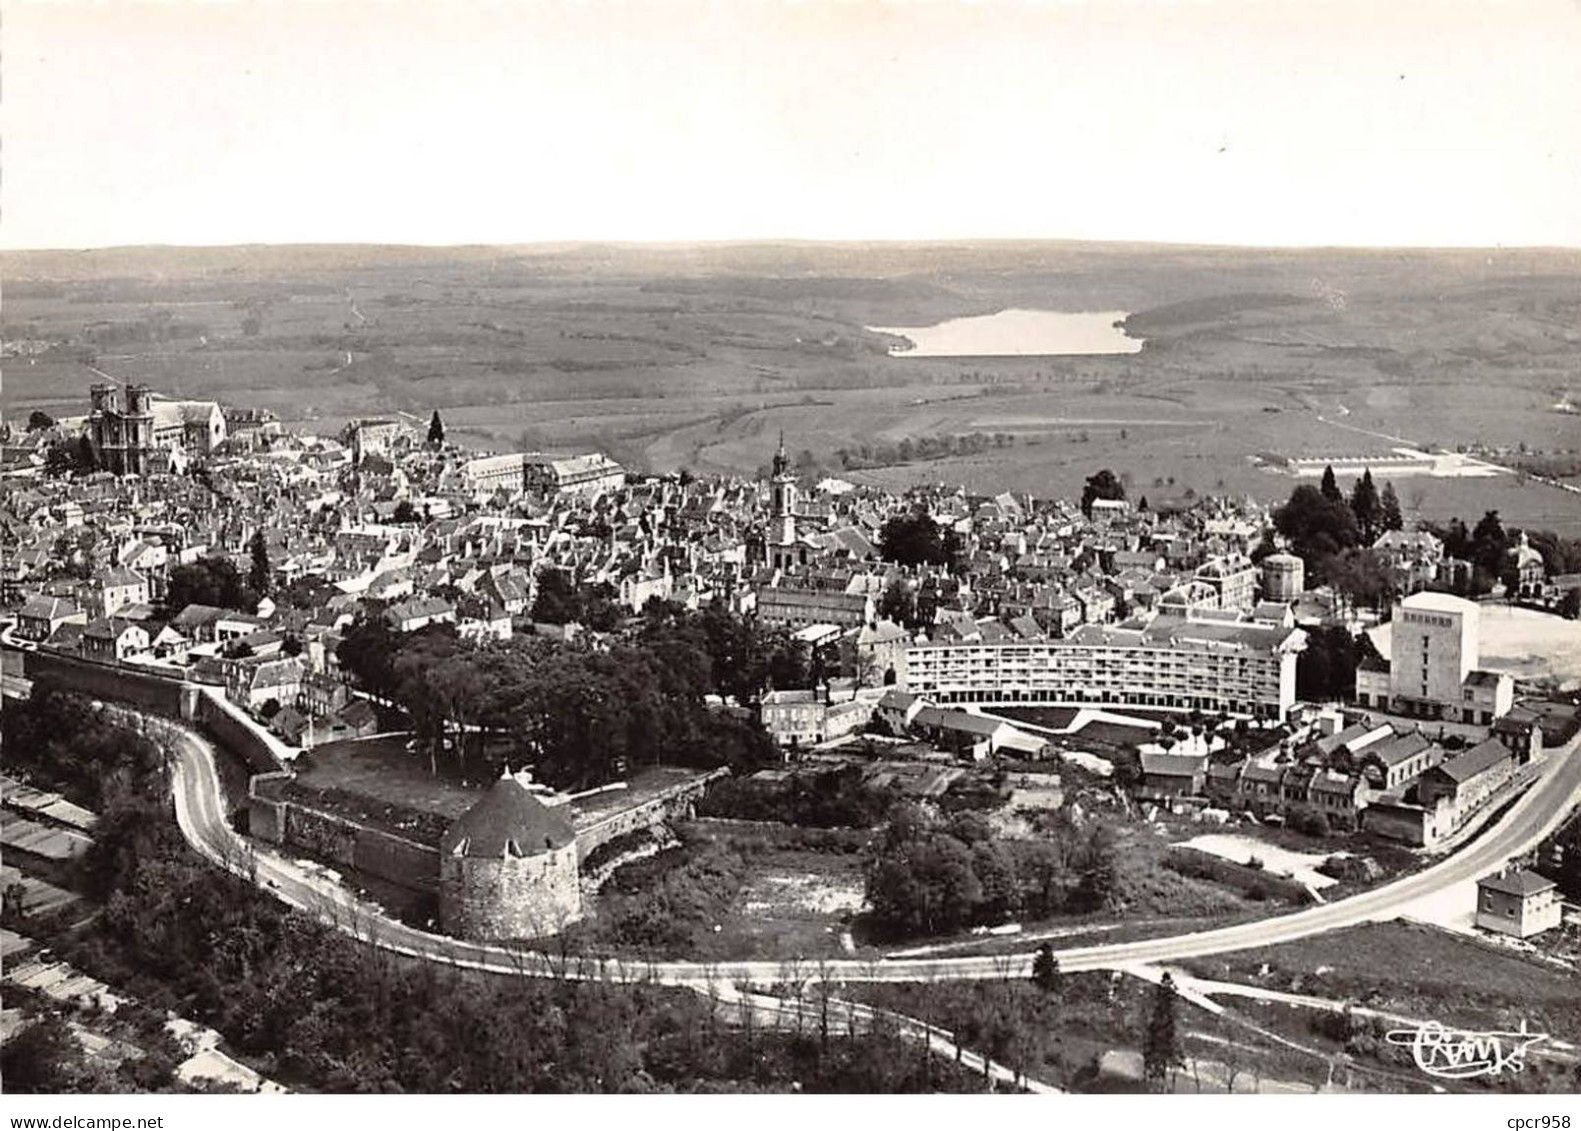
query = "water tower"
xmin=1262 ymin=552 xmax=1305 ymax=602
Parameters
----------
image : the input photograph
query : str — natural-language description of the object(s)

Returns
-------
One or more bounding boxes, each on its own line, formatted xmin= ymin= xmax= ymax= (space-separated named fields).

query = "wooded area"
xmin=2 ymin=687 xmax=984 ymax=1093
xmin=335 ymin=601 xmax=803 ymax=790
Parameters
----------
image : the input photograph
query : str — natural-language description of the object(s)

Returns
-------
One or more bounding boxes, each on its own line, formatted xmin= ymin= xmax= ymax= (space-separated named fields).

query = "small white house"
xmin=1475 ymin=869 xmax=1562 ymax=939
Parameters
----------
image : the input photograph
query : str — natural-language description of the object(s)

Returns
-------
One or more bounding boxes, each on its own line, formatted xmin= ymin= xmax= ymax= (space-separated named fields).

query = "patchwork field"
xmin=5 ymin=241 xmax=1580 ymax=532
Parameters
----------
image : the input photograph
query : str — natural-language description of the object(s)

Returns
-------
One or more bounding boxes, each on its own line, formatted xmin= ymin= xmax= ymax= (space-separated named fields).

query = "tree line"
xmin=834 ymin=432 xmax=1015 ymax=471
xmin=1274 ymin=467 xmax=1581 ymax=606
xmin=161 ymin=553 xmax=261 ymax=617
xmin=336 ymin=600 xmax=806 ymax=790
xmin=1424 ymin=513 xmax=1581 ymax=602
xmin=1295 ymin=625 xmax=1386 ymax=703
xmin=1268 ymin=468 xmax=1402 ymax=607
xmin=878 ymin=507 xmax=965 ymax=569
xmin=527 ymin=567 xmax=622 ymax=630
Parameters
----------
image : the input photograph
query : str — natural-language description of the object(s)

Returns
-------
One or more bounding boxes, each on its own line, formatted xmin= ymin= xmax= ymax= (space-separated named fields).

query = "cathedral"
xmin=88 ymin=383 xmax=226 ymax=475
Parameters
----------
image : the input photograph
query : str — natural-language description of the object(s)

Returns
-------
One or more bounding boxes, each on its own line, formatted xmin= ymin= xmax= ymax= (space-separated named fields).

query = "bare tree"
xmin=703 ymin=960 xmax=722 ymax=1040
xmin=915 ymin=968 xmax=936 ymax=1088
xmin=1221 ymin=1042 xmax=1245 ymax=1094
xmin=780 ymin=958 xmax=806 ymax=1036
xmin=505 ymin=938 xmax=545 ymax=981
xmin=814 ymin=957 xmax=834 ymax=1056
xmin=736 ymin=982 xmax=757 ymax=1049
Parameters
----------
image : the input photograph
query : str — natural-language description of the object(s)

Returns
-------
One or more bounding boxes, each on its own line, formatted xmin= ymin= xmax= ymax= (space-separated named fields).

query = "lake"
xmin=869 ymin=308 xmax=1143 ymax=357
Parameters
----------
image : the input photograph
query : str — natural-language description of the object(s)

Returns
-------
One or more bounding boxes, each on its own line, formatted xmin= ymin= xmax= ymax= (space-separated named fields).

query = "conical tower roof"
xmin=441 ymin=773 xmax=576 ymax=859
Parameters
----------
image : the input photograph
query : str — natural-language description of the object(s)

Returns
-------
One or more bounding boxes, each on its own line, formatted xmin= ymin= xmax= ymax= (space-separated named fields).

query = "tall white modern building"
xmin=1355 ymin=591 xmax=1513 ymax=724
xmin=1389 ymin=592 xmax=1477 ymax=710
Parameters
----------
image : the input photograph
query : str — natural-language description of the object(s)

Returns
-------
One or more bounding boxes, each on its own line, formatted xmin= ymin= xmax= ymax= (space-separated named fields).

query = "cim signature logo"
xmin=1385 ymin=1020 xmax=1549 ymax=1080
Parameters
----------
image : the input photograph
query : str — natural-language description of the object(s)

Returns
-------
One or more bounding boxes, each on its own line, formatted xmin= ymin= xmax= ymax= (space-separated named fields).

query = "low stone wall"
xmin=247 ymin=773 xmax=291 ymax=843
xmin=353 ymin=824 xmax=440 ymax=892
xmin=573 ymin=767 xmax=726 ymax=862
xmin=283 ymin=802 xmax=362 ymax=868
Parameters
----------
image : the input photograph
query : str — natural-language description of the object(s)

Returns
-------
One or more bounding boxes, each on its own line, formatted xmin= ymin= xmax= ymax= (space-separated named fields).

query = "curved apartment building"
xmin=902 ymin=613 xmax=1307 ymax=719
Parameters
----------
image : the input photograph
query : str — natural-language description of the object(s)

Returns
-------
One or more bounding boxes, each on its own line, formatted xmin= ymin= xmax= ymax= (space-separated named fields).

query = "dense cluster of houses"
xmin=0 ymin=388 xmax=1563 ymax=774
xmin=1133 ymin=706 xmax=1542 ymax=847
xmin=5 ymin=387 xmax=1576 ymax=954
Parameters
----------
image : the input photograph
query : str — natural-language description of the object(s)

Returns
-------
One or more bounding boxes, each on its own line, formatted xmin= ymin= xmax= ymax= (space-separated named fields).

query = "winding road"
xmin=118 ymin=704 xmax=1581 ymax=987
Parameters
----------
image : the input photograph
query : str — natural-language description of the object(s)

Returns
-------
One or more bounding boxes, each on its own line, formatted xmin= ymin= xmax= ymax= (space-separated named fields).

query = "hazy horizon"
xmin=8 ymin=235 xmax=1581 ymax=257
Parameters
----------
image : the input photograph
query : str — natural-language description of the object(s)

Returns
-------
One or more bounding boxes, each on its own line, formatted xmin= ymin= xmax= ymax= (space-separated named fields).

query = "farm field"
xmin=5 ymin=241 xmax=1580 ymax=533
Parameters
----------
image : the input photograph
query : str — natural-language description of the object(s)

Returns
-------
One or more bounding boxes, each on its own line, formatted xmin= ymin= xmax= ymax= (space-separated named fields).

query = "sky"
xmin=3 ymin=0 xmax=1580 ymax=250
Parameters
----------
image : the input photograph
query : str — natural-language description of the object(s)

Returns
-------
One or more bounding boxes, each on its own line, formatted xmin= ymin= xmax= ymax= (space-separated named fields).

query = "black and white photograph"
xmin=1 ymin=0 xmax=1579 ymax=1115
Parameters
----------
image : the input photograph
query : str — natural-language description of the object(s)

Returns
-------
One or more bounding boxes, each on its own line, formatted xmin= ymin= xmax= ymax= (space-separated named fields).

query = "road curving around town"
xmin=129 ymin=704 xmax=1581 ymax=988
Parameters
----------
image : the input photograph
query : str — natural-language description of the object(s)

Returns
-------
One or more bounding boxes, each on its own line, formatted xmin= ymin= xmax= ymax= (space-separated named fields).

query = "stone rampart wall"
xmin=572 ymin=768 xmax=726 ymax=861
xmin=22 ymin=649 xmax=184 ymax=716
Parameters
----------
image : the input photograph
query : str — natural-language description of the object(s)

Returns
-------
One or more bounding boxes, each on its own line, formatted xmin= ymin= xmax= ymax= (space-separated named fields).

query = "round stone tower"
xmin=1261 ymin=551 xmax=1306 ymax=603
xmin=438 ymin=771 xmax=582 ymax=941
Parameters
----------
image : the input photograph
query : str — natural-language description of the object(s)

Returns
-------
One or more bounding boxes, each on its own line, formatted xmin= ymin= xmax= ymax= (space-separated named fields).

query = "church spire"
xmin=772 ymin=429 xmax=789 ymax=479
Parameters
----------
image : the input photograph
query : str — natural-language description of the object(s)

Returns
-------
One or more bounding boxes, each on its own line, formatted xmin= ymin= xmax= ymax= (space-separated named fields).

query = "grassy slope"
xmin=1180 ymin=920 xmax=1581 ymax=1036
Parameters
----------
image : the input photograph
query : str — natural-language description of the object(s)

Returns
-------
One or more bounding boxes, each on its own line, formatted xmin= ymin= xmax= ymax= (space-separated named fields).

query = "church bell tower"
xmin=770 ymin=431 xmax=797 ymax=548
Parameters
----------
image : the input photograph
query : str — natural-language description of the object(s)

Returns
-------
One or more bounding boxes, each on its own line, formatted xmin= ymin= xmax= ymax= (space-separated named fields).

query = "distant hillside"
xmin=4 ymin=238 xmax=1578 ymax=537
xmin=5 ymin=239 xmax=1580 ymax=285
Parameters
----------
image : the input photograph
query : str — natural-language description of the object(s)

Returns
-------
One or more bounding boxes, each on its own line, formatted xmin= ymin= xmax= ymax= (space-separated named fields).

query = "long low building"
xmin=522 ymin=452 xmax=626 ymax=496
xmin=756 ymin=583 xmax=875 ymax=630
xmin=462 ymin=452 xmax=525 ymax=494
xmin=902 ymin=612 xmax=1306 ymax=718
